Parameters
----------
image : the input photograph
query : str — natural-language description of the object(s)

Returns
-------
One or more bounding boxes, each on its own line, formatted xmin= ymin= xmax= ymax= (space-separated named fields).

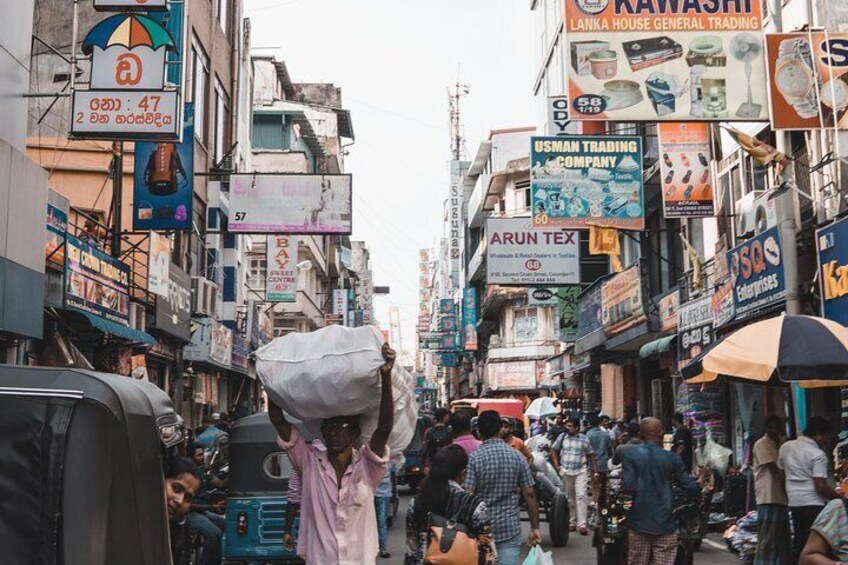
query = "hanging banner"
xmin=576 ymin=279 xmax=606 ymax=340
xmin=765 ymin=32 xmax=848 ymax=130
xmin=133 ymin=103 xmax=194 ymax=230
xmin=817 ymin=216 xmax=848 ymax=326
xmin=153 ymin=262 xmax=191 ymax=342
xmin=659 ymin=289 xmax=680 ymax=332
xmin=462 ymin=288 xmax=478 ymax=351
xmin=558 ymin=285 xmax=583 ymax=342
xmin=678 ymin=293 xmax=714 ymax=370
xmin=729 ymin=226 xmax=786 ymax=320
xmin=486 ymin=360 xmax=538 ymax=391
xmin=658 ymin=123 xmax=715 ymax=217
xmin=531 ymin=136 xmax=644 ymax=230
xmin=266 ymin=235 xmax=297 ymax=303
xmin=486 ymin=217 xmax=580 ymax=285
xmin=148 ymin=231 xmax=171 ymax=298
xmin=210 ymin=320 xmax=233 ymax=368
xmin=229 ymin=174 xmax=353 ymax=234
xmin=564 ymin=0 xmax=767 ymax=121
xmin=601 ymin=264 xmax=646 ymax=336
xmin=65 ymin=234 xmax=131 ymax=325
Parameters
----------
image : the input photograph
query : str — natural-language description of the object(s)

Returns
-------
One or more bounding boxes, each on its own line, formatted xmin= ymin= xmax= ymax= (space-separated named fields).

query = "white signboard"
xmin=266 ymin=235 xmax=297 ymax=303
xmin=148 ymin=231 xmax=171 ymax=298
xmin=70 ymin=90 xmax=180 ymax=140
xmin=229 ymin=174 xmax=353 ymax=234
xmin=487 ymin=360 xmax=538 ymax=391
xmin=333 ymin=289 xmax=349 ymax=327
xmin=486 ymin=218 xmax=580 ymax=285
xmin=548 ymin=96 xmax=571 ymax=136
xmin=94 ymin=0 xmax=168 ymax=10
xmin=448 ymin=183 xmax=461 ymax=260
xmin=90 ymin=46 xmax=167 ymax=90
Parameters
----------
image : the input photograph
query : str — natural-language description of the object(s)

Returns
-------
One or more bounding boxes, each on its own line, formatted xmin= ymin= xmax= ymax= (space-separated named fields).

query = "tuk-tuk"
xmin=223 ymin=412 xmax=302 ymax=564
xmin=397 ymin=414 xmax=431 ymax=491
xmin=0 ymin=365 xmax=182 ymax=565
xmin=450 ymin=398 xmax=526 ymax=420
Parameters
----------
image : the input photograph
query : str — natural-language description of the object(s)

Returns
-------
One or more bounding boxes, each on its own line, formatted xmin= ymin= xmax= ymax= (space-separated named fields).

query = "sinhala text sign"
xmin=564 ymin=0 xmax=767 ymax=121
xmin=485 ymin=217 xmax=580 ymax=285
xmin=677 ymin=293 xmax=714 ymax=370
xmin=531 ymin=136 xmax=645 ymax=230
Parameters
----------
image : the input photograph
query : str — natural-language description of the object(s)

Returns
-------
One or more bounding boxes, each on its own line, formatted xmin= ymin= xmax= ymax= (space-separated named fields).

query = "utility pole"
xmin=110 ymin=141 xmax=124 ymax=259
xmin=448 ymin=76 xmax=469 ymax=161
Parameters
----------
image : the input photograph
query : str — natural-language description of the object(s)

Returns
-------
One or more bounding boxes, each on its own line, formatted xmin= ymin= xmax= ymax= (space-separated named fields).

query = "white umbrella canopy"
xmin=525 ymin=397 xmax=558 ymax=420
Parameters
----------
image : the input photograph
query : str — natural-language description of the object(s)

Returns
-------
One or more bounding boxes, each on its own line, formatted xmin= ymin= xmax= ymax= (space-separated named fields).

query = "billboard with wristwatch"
xmin=564 ymin=0 xmax=768 ymax=121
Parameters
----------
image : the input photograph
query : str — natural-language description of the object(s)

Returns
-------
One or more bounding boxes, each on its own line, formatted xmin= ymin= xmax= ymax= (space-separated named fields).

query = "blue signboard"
xmin=439 ymin=315 xmax=457 ymax=333
xmin=462 ymin=287 xmax=478 ymax=351
xmin=576 ymin=278 xmax=606 ymax=340
xmin=440 ymin=352 xmax=460 ymax=367
xmin=729 ymin=226 xmax=785 ymax=320
xmin=439 ymin=298 xmax=455 ymax=315
xmin=133 ymin=104 xmax=194 ymax=230
xmin=530 ymin=135 xmax=645 ymax=230
xmin=817 ymin=217 xmax=848 ymax=326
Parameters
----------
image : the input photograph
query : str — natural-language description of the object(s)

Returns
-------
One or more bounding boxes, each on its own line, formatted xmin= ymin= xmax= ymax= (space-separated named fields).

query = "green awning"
xmin=639 ymin=334 xmax=676 ymax=359
xmin=75 ymin=310 xmax=157 ymax=346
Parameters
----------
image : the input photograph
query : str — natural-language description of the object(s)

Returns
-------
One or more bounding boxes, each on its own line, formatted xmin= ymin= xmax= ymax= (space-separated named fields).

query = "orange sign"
xmin=658 ymin=123 xmax=715 ymax=217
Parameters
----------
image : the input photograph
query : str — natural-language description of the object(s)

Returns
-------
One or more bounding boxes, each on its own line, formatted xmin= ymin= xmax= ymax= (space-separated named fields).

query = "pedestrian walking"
xmin=551 ymin=417 xmax=596 ymax=535
xmin=450 ymin=410 xmax=481 ymax=455
xmin=374 ymin=460 xmax=397 ymax=559
xmin=611 ymin=421 xmax=642 ymax=466
xmin=778 ymin=416 xmax=841 ymax=562
xmin=623 ymin=417 xmax=701 ymax=565
xmin=672 ymin=412 xmax=694 ymax=473
xmin=465 ymin=410 xmax=541 ymax=565
xmin=283 ymin=439 xmax=326 ymax=554
xmin=753 ymin=415 xmax=790 ymax=565
xmin=404 ymin=444 xmax=497 ymax=564
xmin=586 ymin=414 xmax=613 ymax=475
xmin=423 ymin=408 xmax=452 ymax=470
xmin=500 ymin=417 xmax=533 ymax=464
xmin=268 ymin=344 xmax=396 ymax=565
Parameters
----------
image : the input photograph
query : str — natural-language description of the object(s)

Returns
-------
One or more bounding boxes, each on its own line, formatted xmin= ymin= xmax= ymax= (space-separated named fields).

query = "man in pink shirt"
xmin=450 ymin=410 xmax=481 ymax=454
xmin=269 ymin=343 xmax=396 ymax=565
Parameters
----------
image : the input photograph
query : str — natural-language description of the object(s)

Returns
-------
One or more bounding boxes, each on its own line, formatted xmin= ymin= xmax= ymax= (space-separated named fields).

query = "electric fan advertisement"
xmin=658 ymin=123 xmax=715 ymax=218
xmin=564 ymin=0 xmax=768 ymax=121
xmin=765 ymin=32 xmax=848 ymax=130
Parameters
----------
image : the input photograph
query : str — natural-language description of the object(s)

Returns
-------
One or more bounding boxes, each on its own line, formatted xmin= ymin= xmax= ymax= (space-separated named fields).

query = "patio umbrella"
xmin=682 ymin=315 xmax=848 ymax=388
xmin=525 ymin=397 xmax=558 ymax=420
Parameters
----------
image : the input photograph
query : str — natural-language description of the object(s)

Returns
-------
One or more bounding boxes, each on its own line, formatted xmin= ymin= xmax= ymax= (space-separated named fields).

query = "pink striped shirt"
xmin=278 ymin=429 xmax=388 ymax=565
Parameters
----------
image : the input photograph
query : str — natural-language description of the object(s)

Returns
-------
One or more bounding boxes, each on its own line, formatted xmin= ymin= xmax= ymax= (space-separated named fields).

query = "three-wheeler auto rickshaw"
xmin=397 ymin=414 xmax=431 ymax=492
xmin=222 ymin=412 xmax=304 ymax=564
xmin=0 ymin=365 xmax=183 ymax=565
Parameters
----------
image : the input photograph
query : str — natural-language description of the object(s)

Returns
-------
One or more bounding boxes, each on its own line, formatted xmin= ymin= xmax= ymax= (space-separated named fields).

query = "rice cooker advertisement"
xmin=564 ymin=0 xmax=767 ymax=121
xmin=658 ymin=123 xmax=715 ymax=218
xmin=729 ymin=226 xmax=785 ymax=320
xmin=530 ymin=136 xmax=645 ymax=230
xmin=765 ymin=32 xmax=848 ymax=130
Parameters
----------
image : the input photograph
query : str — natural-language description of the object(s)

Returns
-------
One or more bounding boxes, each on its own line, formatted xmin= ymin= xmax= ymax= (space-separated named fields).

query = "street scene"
xmin=4 ymin=0 xmax=848 ymax=565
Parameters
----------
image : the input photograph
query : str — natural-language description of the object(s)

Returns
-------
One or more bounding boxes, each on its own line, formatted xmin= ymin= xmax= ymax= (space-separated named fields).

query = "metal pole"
xmin=111 ymin=142 xmax=123 ymax=258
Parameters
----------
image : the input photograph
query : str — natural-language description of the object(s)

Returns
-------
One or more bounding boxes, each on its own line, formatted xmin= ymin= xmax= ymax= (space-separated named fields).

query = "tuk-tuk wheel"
xmin=549 ymin=491 xmax=570 ymax=547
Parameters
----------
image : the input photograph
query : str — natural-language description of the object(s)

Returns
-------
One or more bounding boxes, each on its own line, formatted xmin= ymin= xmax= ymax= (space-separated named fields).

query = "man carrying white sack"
xmin=268 ymin=343 xmax=396 ymax=565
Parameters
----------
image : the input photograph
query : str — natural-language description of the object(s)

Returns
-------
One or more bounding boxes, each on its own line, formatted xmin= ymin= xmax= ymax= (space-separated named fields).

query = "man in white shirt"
xmin=777 ymin=416 xmax=841 ymax=562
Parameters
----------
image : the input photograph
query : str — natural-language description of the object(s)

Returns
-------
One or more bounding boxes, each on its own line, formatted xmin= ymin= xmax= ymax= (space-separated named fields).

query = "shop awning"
xmin=74 ymin=311 xmax=157 ymax=346
xmin=639 ymin=335 xmax=676 ymax=359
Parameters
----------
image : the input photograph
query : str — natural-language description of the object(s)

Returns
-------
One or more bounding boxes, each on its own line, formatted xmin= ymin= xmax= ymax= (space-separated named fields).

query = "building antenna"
xmin=448 ymin=65 xmax=469 ymax=161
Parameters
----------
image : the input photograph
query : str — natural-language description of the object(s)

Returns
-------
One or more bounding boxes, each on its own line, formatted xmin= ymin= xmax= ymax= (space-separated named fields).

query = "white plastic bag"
xmin=522 ymin=546 xmax=554 ymax=565
xmin=699 ymin=431 xmax=733 ymax=476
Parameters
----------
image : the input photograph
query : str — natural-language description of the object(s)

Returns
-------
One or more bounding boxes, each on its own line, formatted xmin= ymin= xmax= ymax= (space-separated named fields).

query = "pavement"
xmin=384 ymin=490 xmax=742 ymax=564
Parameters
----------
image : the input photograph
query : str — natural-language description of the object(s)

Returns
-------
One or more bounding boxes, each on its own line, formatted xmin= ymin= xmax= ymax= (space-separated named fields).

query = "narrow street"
xmin=384 ymin=491 xmax=741 ymax=564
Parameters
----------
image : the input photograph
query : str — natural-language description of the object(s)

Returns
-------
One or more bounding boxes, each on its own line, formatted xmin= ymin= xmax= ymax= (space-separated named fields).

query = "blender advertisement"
xmin=564 ymin=0 xmax=768 ymax=121
xmin=765 ymin=32 xmax=848 ymax=130
xmin=658 ymin=123 xmax=715 ymax=218
xmin=530 ymin=135 xmax=644 ymax=230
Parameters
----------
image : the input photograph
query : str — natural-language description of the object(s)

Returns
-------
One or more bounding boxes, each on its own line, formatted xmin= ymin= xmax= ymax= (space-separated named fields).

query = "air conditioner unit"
xmin=735 ymin=191 xmax=776 ymax=237
xmin=191 ymin=276 xmax=217 ymax=317
xmin=129 ymin=303 xmax=147 ymax=332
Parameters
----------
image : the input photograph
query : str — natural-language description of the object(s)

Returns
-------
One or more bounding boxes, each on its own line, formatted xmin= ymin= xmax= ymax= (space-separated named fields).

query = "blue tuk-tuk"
xmin=397 ymin=415 xmax=431 ymax=491
xmin=222 ymin=412 xmax=301 ymax=564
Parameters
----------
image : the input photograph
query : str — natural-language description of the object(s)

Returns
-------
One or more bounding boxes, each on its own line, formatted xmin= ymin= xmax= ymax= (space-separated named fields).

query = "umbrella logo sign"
xmin=115 ymin=53 xmax=143 ymax=86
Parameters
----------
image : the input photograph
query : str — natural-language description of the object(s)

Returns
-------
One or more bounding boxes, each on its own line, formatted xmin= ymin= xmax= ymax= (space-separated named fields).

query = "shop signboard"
xmin=486 ymin=217 xmax=580 ymax=285
xmin=658 ymin=123 xmax=715 ymax=217
xmin=659 ymin=288 xmax=679 ymax=332
xmin=209 ymin=320 xmax=233 ymax=368
xmin=231 ymin=334 xmax=250 ymax=372
xmin=154 ymin=262 xmax=191 ymax=342
xmin=601 ymin=264 xmax=646 ymax=336
xmin=528 ymin=287 xmax=559 ymax=307
xmin=563 ymin=0 xmax=767 ymax=122
xmin=440 ymin=333 xmax=460 ymax=351
xmin=462 ymin=288 xmax=478 ymax=352
xmin=817 ymin=216 xmax=848 ymax=326
xmin=332 ymin=289 xmax=349 ymax=327
xmin=440 ymin=298 xmax=455 ymax=315
xmin=440 ymin=352 xmax=460 ymax=368
xmin=548 ymin=95 xmax=571 ymax=136
xmin=64 ymin=234 xmax=131 ymax=325
xmin=712 ymin=280 xmax=736 ymax=328
xmin=94 ymin=0 xmax=168 ymax=10
xmin=266 ymin=235 xmax=297 ymax=302
xmin=530 ymin=136 xmax=644 ymax=230
xmin=148 ymin=231 xmax=171 ymax=298
xmin=133 ymin=104 xmax=194 ymax=230
xmin=46 ymin=193 xmax=68 ymax=268
xmin=678 ymin=293 xmax=714 ymax=370
xmin=576 ymin=278 xmax=606 ymax=340
xmin=439 ymin=315 xmax=457 ymax=333
xmin=558 ymin=285 xmax=583 ymax=342
xmin=228 ymin=174 xmax=353 ymax=234
xmin=729 ymin=226 xmax=786 ymax=320
xmin=765 ymin=32 xmax=848 ymax=130
xmin=486 ymin=360 xmax=538 ymax=391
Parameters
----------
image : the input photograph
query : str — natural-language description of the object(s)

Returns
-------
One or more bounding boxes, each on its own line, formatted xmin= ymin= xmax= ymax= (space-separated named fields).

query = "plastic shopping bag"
xmin=522 ymin=546 xmax=554 ymax=565
xmin=700 ymin=431 xmax=733 ymax=476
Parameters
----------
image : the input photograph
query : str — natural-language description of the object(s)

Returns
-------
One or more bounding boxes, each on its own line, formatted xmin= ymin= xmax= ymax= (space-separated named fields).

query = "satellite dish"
xmin=730 ymin=33 xmax=763 ymax=118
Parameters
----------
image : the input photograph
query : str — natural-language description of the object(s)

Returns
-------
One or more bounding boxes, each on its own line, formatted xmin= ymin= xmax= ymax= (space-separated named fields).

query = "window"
xmin=191 ymin=37 xmax=210 ymax=145
xmin=217 ymin=0 xmax=230 ymax=34
xmin=514 ymin=308 xmax=539 ymax=343
xmin=252 ymin=114 xmax=287 ymax=150
xmin=214 ymin=79 xmax=229 ymax=164
xmin=249 ymin=257 xmax=267 ymax=279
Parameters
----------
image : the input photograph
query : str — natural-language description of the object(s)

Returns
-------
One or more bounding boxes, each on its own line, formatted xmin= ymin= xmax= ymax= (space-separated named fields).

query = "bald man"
xmin=623 ymin=417 xmax=700 ymax=565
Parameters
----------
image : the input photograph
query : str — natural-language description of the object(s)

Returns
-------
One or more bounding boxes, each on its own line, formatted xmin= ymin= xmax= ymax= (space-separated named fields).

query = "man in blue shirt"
xmin=586 ymin=414 xmax=612 ymax=474
xmin=623 ymin=417 xmax=700 ymax=565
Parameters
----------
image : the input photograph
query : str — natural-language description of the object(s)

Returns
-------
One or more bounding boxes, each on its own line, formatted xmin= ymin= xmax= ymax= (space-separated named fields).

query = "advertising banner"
xmin=148 ymin=231 xmax=171 ymax=298
xmin=558 ymin=285 xmax=583 ymax=342
xmin=266 ymin=235 xmax=297 ymax=303
xmin=154 ymin=262 xmax=191 ymax=342
xmin=658 ymin=123 xmax=715 ymax=217
xmin=817 ymin=217 xmax=848 ymax=326
xmin=231 ymin=334 xmax=250 ymax=372
xmin=729 ymin=226 xmax=786 ymax=320
xmin=486 ymin=360 xmax=538 ymax=391
xmin=65 ymin=234 xmax=131 ymax=325
xmin=712 ymin=280 xmax=736 ymax=328
xmin=359 ymin=270 xmax=374 ymax=325
xmin=659 ymin=289 xmax=680 ymax=332
xmin=462 ymin=288 xmax=478 ymax=351
xmin=530 ymin=136 xmax=644 ymax=230
xmin=564 ymin=0 xmax=767 ymax=122
xmin=439 ymin=316 xmax=457 ymax=333
xmin=439 ymin=299 xmax=455 ymax=316
xmin=765 ymin=32 xmax=848 ymax=130
xmin=133 ymin=104 xmax=194 ymax=230
xmin=678 ymin=294 xmax=714 ymax=370
xmin=229 ymin=174 xmax=352 ymax=234
xmin=576 ymin=279 xmax=606 ymax=340
xmin=486 ymin=217 xmax=580 ymax=285
xmin=210 ymin=320 xmax=233 ymax=368
xmin=46 ymin=197 xmax=68 ymax=268
xmin=601 ymin=264 xmax=646 ymax=336
xmin=528 ymin=287 xmax=559 ymax=307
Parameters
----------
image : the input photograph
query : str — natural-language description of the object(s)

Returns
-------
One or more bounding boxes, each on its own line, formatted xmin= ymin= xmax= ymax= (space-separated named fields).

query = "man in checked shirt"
xmin=551 ymin=417 xmax=598 ymax=536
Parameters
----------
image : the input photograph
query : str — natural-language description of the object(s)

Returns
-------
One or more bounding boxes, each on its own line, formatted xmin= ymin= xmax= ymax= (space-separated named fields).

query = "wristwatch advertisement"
xmin=774 ymin=37 xmax=819 ymax=119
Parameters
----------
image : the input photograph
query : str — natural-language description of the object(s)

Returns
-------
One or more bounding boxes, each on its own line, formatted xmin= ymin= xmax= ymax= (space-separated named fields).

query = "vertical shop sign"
xmin=462 ymin=288 xmax=478 ymax=351
xmin=658 ymin=123 xmax=715 ymax=217
xmin=46 ymin=195 xmax=68 ymax=268
xmin=148 ymin=231 xmax=171 ymax=298
xmin=64 ymin=234 xmax=131 ymax=324
xmin=659 ymin=289 xmax=680 ymax=332
xmin=817 ymin=217 xmax=848 ymax=326
xmin=678 ymin=294 xmax=714 ymax=370
xmin=558 ymin=285 xmax=583 ymax=342
xmin=266 ymin=235 xmax=297 ymax=302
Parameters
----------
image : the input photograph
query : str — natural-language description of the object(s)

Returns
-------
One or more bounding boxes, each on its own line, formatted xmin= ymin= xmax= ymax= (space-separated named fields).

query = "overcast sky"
xmin=245 ymin=0 xmax=535 ymax=361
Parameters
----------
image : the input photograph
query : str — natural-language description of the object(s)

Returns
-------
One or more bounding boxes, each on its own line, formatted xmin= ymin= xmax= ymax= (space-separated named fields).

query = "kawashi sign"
xmin=485 ymin=217 xmax=580 ymax=285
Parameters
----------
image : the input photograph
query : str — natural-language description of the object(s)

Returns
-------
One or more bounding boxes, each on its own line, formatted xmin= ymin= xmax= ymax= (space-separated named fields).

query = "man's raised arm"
xmin=268 ymin=399 xmax=293 ymax=442
xmin=369 ymin=343 xmax=396 ymax=456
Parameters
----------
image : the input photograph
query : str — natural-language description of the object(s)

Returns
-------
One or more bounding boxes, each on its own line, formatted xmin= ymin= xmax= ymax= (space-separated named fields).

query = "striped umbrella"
xmin=682 ymin=315 xmax=848 ymax=388
xmin=82 ymin=14 xmax=177 ymax=55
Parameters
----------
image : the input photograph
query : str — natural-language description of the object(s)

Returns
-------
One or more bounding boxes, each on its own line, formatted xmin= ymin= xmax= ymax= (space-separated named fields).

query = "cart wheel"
xmin=549 ymin=491 xmax=570 ymax=547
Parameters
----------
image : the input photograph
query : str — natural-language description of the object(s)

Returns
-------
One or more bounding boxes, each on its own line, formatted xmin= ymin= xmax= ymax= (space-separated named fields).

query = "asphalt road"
xmin=383 ymin=491 xmax=742 ymax=564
